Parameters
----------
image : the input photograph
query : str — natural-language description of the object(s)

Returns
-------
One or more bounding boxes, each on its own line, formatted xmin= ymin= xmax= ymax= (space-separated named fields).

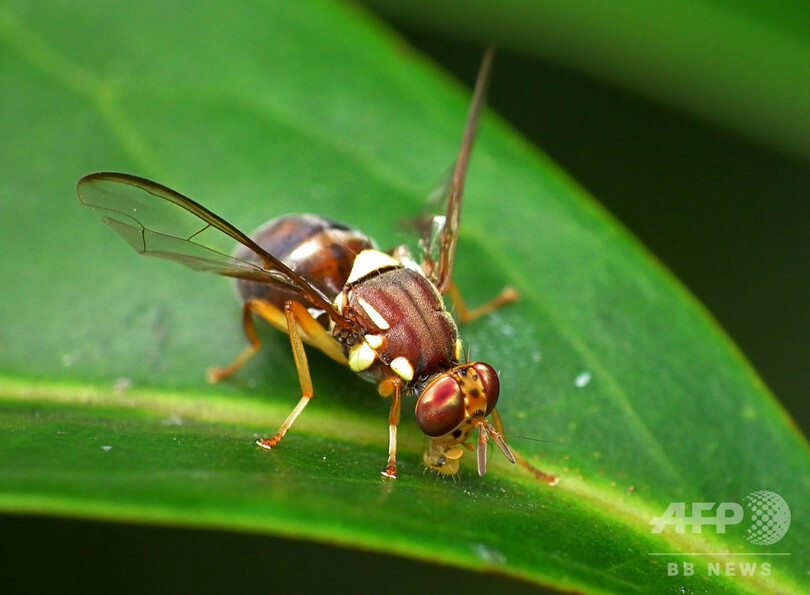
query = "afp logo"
xmin=650 ymin=490 xmax=791 ymax=545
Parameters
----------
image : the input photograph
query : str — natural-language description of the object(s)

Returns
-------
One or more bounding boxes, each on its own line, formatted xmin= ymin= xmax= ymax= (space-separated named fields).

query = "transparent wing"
xmin=428 ymin=47 xmax=495 ymax=294
xmin=77 ymin=172 xmax=352 ymax=330
xmin=398 ymin=164 xmax=452 ymax=266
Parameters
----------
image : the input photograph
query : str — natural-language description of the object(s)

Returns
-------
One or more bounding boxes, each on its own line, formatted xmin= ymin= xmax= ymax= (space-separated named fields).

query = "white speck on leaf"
xmin=499 ymin=322 xmax=515 ymax=337
xmin=574 ymin=371 xmax=592 ymax=388
xmin=113 ymin=377 xmax=132 ymax=392
xmin=310 ymin=184 xmax=327 ymax=201
xmin=471 ymin=543 xmax=506 ymax=566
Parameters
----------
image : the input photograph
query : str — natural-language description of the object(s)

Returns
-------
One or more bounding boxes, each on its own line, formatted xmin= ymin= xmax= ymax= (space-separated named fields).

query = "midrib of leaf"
xmin=0 ymin=376 xmax=388 ymax=450
xmin=0 ymin=375 xmax=799 ymax=595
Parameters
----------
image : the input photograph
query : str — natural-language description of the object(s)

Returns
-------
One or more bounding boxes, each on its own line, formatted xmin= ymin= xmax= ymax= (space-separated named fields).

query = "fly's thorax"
xmin=233 ymin=214 xmax=375 ymax=324
xmin=332 ymin=249 xmax=458 ymax=386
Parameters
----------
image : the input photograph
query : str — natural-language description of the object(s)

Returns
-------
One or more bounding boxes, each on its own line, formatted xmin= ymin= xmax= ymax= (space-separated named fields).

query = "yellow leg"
xmin=446 ymin=282 xmax=520 ymax=324
xmin=208 ymin=298 xmax=347 ymax=383
xmin=208 ymin=300 xmax=266 ymax=383
xmin=380 ymin=379 xmax=402 ymax=479
xmin=257 ymin=301 xmax=319 ymax=450
xmin=490 ymin=409 xmax=558 ymax=485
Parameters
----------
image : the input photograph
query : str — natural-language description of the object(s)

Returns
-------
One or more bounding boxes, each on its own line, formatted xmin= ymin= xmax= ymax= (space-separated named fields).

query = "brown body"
xmin=234 ymin=214 xmax=374 ymax=326
xmin=228 ymin=215 xmax=477 ymax=477
xmin=77 ymin=48 xmax=558 ymax=483
xmin=236 ymin=215 xmax=459 ymax=393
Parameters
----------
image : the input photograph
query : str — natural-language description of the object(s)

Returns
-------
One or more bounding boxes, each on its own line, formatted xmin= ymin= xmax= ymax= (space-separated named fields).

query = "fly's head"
xmin=414 ymin=362 xmax=515 ymax=476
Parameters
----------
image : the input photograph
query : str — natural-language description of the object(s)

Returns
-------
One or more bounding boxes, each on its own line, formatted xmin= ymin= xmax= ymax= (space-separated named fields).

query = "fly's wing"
xmin=77 ymin=172 xmax=353 ymax=331
xmin=404 ymin=165 xmax=452 ymax=277
xmin=427 ymin=47 xmax=494 ymax=294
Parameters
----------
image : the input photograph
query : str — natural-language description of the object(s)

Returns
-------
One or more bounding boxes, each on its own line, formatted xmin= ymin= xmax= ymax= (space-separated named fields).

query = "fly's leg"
xmin=446 ymin=282 xmax=520 ymax=324
xmin=491 ymin=409 xmax=558 ymax=486
xmin=257 ymin=300 xmax=322 ymax=450
xmin=208 ymin=299 xmax=270 ymax=383
xmin=208 ymin=298 xmax=346 ymax=383
xmin=377 ymin=378 xmax=403 ymax=479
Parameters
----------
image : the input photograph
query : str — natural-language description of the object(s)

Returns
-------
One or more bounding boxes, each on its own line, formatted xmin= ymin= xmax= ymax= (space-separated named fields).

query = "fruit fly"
xmin=77 ymin=49 xmax=556 ymax=482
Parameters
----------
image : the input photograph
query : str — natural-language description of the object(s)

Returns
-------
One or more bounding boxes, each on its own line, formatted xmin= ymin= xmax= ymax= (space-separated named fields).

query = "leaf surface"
xmin=0 ymin=2 xmax=807 ymax=593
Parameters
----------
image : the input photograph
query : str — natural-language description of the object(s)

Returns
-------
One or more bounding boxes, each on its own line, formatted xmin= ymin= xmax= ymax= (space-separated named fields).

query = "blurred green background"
xmin=2 ymin=1 xmax=807 ymax=593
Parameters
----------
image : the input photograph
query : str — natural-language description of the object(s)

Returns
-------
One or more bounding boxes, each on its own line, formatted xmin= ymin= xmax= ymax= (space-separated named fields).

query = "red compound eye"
xmin=473 ymin=362 xmax=500 ymax=415
xmin=415 ymin=374 xmax=465 ymax=437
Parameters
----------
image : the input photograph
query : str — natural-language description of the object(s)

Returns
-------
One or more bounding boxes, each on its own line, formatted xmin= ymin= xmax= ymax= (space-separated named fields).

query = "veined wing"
xmin=427 ymin=47 xmax=494 ymax=294
xmin=76 ymin=172 xmax=353 ymax=330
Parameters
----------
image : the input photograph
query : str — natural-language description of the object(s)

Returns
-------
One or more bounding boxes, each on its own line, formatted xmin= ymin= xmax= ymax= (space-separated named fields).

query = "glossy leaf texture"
xmin=0 ymin=2 xmax=808 ymax=593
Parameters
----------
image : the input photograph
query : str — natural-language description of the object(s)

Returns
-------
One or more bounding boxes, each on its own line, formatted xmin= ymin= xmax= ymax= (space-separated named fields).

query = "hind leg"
xmin=446 ymin=283 xmax=520 ymax=324
xmin=208 ymin=298 xmax=346 ymax=383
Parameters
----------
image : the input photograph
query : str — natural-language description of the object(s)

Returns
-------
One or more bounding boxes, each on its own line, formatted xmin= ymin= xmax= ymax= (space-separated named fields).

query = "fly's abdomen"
xmin=234 ymin=214 xmax=375 ymax=319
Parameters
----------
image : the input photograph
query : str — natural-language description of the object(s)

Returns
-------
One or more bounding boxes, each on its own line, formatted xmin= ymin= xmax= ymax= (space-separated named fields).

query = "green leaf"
xmin=0 ymin=1 xmax=807 ymax=593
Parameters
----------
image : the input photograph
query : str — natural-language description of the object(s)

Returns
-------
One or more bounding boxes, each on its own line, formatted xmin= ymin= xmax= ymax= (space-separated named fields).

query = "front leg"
xmin=377 ymin=377 xmax=403 ymax=479
xmin=490 ymin=409 xmax=558 ymax=486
